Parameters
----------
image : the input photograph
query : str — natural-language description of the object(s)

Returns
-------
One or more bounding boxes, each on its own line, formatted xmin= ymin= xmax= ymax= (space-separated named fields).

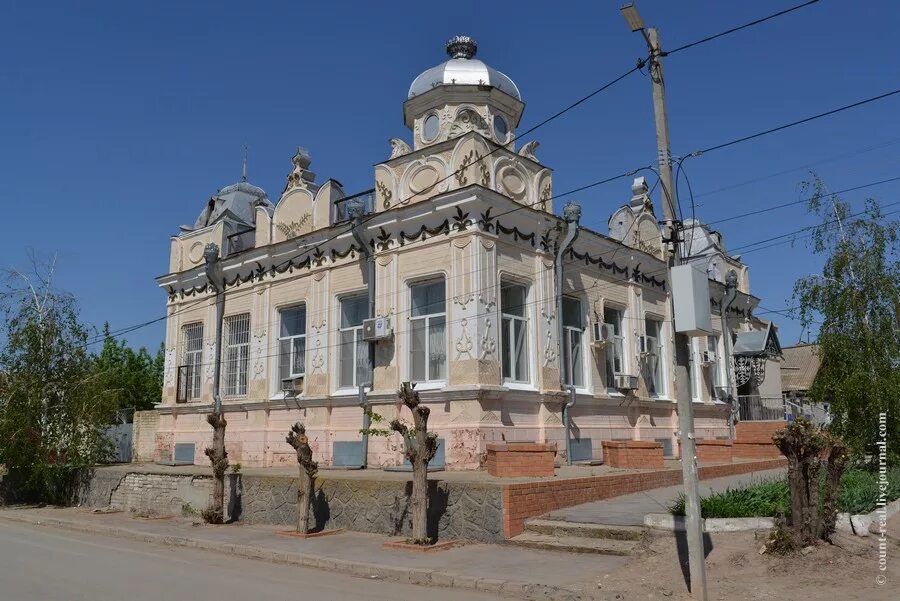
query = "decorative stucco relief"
xmin=455 ymin=318 xmax=473 ymax=359
xmin=479 ymin=317 xmax=496 ymax=360
xmin=163 ymin=346 xmax=176 ymax=387
xmin=310 ymin=320 xmax=327 ymax=374
xmin=251 ymin=327 xmax=267 ymax=379
xmin=541 ymin=306 xmax=557 ymax=367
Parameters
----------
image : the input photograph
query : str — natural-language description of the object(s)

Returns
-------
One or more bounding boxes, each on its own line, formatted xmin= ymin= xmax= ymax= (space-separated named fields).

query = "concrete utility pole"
xmin=620 ymin=4 xmax=708 ymax=600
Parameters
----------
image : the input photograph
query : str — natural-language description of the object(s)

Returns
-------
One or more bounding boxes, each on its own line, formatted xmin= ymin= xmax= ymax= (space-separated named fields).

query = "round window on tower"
xmin=493 ymin=115 xmax=509 ymax=141
xmin=422 ymin=113 xmax=439 ymax=142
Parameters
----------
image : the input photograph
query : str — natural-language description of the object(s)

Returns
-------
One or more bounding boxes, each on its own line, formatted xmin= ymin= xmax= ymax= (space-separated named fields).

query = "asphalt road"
xmin=0 ymin=521 xmax=500 ymax=601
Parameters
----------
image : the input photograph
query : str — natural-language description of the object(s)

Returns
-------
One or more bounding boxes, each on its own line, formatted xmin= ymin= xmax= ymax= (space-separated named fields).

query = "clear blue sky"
xmin=2 ymin=0 xmax=898 ymax=351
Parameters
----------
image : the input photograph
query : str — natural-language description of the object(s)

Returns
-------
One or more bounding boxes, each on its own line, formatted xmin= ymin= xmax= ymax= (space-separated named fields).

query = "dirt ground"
xmin=599 ymin=514 xmax=899 ymax=601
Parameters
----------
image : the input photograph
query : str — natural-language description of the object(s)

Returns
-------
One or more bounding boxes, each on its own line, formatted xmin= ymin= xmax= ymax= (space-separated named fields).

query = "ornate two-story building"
xmin=154 ymin=37 xmax=776 ymax=470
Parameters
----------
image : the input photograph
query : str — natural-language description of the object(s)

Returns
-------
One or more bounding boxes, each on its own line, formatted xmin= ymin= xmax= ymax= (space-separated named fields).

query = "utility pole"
xmin=620 ymin=4 xmax=708 ymax=600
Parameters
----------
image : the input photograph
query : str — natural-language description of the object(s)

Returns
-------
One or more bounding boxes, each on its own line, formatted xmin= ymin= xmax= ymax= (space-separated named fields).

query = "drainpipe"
xmin=721 ymin=269 xmax=738 ymax=440
xmin=348 ymin=199 xmax=375 ymax=468
xmin=557 ymin=202 xmax=581 ymax=465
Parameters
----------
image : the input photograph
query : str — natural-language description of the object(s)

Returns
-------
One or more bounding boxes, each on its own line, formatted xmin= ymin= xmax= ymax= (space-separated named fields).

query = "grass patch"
xmin=670 ymin=466 xmax=900 ymax=518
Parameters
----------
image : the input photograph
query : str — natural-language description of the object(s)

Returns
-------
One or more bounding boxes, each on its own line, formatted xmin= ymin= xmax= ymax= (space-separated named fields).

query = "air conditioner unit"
xmin=701 ymin=350 xmax=716 ymax=365
xmin=714 ymin=386 xmax=729 ymax=401
xmin=362 ymin=317 xmax=393 ymax=342
xmin=591 ymin=322 xmax=614 ymax=345
xmin=281 ymin=376 xmax=304 ymax=397
xmin=614 ymin=374 xmax=639 ymax=390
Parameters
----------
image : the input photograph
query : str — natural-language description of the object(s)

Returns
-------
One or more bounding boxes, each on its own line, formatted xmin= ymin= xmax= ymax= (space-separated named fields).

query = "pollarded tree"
xmin=391 ymin=382 xmax=438 ymax=544
xmin=793 ymin=175 xmax=900 ymax=460
xmin=286 ymin=422 xmax=318 ymax=534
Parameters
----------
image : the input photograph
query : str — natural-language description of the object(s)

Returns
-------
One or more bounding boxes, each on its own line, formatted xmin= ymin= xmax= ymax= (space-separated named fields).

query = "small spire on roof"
xmin=241 ymin=145 xmax=248 ymax=182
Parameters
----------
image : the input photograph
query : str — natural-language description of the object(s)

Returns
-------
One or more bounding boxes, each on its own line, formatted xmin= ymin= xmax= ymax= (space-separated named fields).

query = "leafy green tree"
xmin=793 ymin=176 xmax=900 ymax=460
xmin=0 ymin=256 xmax=119 ymax=502
xmin=95 ymin=324 xmax=164 ymax=413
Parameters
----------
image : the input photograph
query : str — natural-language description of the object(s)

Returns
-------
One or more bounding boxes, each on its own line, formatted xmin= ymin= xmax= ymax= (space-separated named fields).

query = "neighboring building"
xmin=154 ymin=37 xmax=778 ymax=469
xmin=780 ymin=343 xmax=829 ymax=423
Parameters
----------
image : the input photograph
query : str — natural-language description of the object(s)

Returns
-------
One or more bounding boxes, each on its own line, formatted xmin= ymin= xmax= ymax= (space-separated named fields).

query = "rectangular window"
xmin=603 ymin=307 xmax=625 ymax=390
xmin=339 ymin=294 xmax=370 ymax=389
xmin=561 ymin=297 xmax=583 ymax=388
xmin=177 ymin=322 xmax=203 ymax=402
xmin=706 ymin=334 xmax=722 ymax=390
xmin=643 ymin=318 xmax=664 ymax=397
xmin=501 ymin=281 xmax=529 ymax=383
xmin=409 ymin=279 xmax=447 ymax=382
xmin=278 ymin=305 xmax=306 ymax=384
xmin=223 ymin=313 xmax=250 ymax=397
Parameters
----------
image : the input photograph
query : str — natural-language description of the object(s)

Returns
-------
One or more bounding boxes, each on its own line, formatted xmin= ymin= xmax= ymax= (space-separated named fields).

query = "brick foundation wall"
xmin=601 ymin=440 xmax=665 ymax=469
xmin=679 ymin=439 xmax=734 ymax=464
xmin=485 ymin=443 xmax=555 ymax=477
xmin=733 ymin=442 xmax=783 ymax=459
xmin=735 ymin=420 xmax=785 ymax=444
xmin=501 ymin=457 xmax=787 ymax=537
xmin=734 ymin=420 xmax=785 ymax=459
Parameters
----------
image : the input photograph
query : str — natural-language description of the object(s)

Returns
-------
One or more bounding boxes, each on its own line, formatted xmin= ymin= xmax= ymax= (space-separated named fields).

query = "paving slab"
xmin=547 ymin=467 xmax=786 ymax=526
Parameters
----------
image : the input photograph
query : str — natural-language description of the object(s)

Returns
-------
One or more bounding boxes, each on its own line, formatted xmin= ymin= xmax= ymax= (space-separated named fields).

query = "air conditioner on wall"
xmin=282 ymin=376 xmax=304 ymax=397
xmin=591 ymin=322 xmax=614 ymax=345
xmin=701 ymin=350 xmax=717 ymax=365
xmin=362 ymin=317 xmax=393 ymax=342
xmin=614 ymin=374 xmax=639 ymax=390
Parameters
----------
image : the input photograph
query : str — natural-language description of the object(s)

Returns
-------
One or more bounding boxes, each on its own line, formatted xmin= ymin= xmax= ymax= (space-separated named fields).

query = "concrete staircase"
xmin=508 ymin=518 xmax=650 ymax=555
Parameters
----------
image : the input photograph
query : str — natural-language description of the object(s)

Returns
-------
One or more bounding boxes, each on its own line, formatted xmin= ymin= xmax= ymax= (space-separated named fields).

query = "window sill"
xmin=503 ymin=381 xmax=538 ymax=391
xmin=410 ymin=381 xmax=446 ymax=392
xmin=333 ymin=387 xmax=369 ymax=397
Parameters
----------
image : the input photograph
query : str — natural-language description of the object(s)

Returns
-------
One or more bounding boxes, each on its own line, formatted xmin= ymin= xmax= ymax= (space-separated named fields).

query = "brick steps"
xmin=523 ymin=518 xmax=647 ymax=541
xmin=508 ymin=531 xmax=640 ymax=555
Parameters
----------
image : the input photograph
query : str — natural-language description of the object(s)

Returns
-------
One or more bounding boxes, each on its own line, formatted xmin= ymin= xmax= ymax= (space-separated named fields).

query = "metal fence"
xmin=737 ymin=395 xmax=785 ymax=421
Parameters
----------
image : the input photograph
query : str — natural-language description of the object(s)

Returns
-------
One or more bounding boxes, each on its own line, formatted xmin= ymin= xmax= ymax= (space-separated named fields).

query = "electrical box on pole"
xmin=671 ymin=263 xmax=713 ymax=335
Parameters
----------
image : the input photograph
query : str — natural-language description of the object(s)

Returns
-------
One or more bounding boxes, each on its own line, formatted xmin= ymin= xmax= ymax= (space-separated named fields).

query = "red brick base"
xmin=734 ymin=420 xmax=785 ymax=459
xmin=733 ymin=442 xmax=783 ymax=459
xmin=501 ymin=457 xmax=787 ymax=538
xmin=486 ymin=443 xmax=556 ymax=478
xmin=601 ymin=440 xmax=665 ymax=469
xmin=679 ymin=439 xmax=734 ymax=464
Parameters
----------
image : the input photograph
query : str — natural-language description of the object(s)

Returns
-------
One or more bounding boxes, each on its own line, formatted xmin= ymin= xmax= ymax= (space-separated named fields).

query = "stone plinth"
xmin=485 ymin=443 xmax=556 ymax=478
xmin=601 ymin=440 xmax=664 ymax=469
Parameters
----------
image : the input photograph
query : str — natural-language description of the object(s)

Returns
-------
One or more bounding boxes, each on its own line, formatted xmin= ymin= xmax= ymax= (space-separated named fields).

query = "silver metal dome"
xmin=408 ymin=36 xmax=521 ymax=100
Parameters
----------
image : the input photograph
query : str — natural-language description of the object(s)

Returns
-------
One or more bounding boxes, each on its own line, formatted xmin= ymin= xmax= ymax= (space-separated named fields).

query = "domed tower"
xmin=376 ymin=36 xmax=551 ymax=213
xmin=404 ymin=36 xmax=525 ymax=151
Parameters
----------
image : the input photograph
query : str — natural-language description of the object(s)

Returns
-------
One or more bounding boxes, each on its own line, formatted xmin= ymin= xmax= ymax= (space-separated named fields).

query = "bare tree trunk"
xmin=391 ymin=382 xmax=437 ymax=544
xmin=286 ymin=423 xmax=318 ymax=534
xmin=203 ymin=412 xmax=228 ymax=524
xmin=821 ymin=438 xmax=849 ymax=541
xmin=773 ymin=418 xmax=825 ymax=547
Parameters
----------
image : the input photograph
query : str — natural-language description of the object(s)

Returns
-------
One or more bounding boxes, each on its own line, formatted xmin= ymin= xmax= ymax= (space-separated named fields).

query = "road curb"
xmin=0 ymin=512 xmax=595 ymax=601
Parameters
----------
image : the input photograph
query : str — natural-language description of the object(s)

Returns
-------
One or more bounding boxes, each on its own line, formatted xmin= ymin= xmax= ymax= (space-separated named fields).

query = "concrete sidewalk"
xmin=547 ymin=467 xmax=786 ymax=527
xmin=0 ymin=506 xmax=625 ymax=601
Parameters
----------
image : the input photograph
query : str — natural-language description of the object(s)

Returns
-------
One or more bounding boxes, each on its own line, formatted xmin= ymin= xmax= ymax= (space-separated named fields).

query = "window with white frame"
xmin=409 ymin=278 xmax=447 ymax=383
xmin=501 ymin=281 xmax=529 ymax=383
xmin=561 ymin=297 xmax=584 ymax=388
xmin=223 ymin=313 xmax=250 ymax=397
xmin=178 ymin=322 xmax=203 ymax=402
xmin=278 ymin=305 xmax=306 ymax=384
xmin=689 ymin=339 xmax=700 ymax=401
xmin=643 ymin=318 xmax=664 ymax=397
xmin=603 ymin=306 xmax=625 ymax=390
xmin=706 ymin=334 xmax=723 ymax=393
xmin=339 ymin=294 xmax=370 ymax=389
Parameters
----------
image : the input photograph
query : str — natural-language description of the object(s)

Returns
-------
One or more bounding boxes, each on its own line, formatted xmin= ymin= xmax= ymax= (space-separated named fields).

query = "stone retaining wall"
xmin=79 ymin=468 xmax=503 ymax=543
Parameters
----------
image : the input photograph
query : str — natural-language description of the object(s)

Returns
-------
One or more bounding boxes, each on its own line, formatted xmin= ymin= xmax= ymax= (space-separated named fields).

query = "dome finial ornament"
xmin=446 ymin=35 xmax=477 ymax=59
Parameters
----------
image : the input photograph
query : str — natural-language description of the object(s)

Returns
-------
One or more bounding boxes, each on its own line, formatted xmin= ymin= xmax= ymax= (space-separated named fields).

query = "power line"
xmin=691 ymin=88 xmax=900 ymax=156
xmin=665 ymin=0 xmax=821 ymax=56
